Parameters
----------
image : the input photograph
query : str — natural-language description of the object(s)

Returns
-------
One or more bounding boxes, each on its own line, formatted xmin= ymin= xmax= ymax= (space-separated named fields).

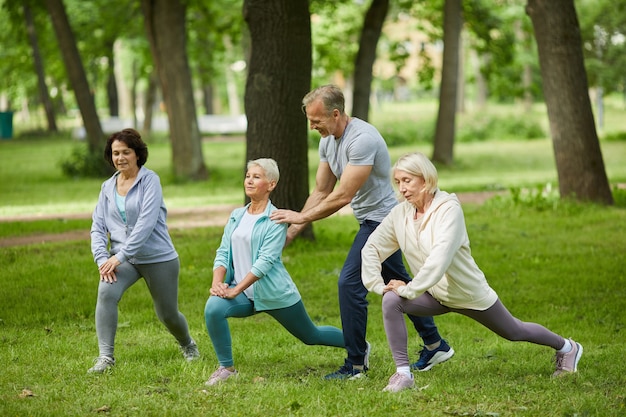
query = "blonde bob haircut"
xmin=247 ymin=158 xmax=279 ymax=184
xmin=392 ymin=152 xmax=439 ymax=195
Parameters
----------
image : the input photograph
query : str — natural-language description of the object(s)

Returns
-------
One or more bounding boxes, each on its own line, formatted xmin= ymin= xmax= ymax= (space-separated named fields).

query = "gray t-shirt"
xmin=319 ymin=117 xmax=397 ymax=223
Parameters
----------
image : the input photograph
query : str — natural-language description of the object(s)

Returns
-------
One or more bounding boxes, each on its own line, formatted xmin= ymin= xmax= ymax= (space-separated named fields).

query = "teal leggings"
xmin=204 ymin=293 xmax=345 ymax=367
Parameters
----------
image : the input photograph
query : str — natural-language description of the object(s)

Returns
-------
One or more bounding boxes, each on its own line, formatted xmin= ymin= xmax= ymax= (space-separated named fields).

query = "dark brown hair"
xmin=104 ymin=128 xmax=149 ymax=167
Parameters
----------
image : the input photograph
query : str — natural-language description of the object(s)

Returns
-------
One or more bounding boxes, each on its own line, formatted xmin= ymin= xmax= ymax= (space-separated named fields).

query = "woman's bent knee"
xmin=382 ymin=291 xmax=401 ymax=309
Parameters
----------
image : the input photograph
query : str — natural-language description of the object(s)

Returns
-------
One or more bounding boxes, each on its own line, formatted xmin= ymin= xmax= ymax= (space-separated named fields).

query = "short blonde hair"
xmin=393 ymin=152 xmax=439 ymax=195
xmin=247 ymin=158 xmax=279 ymax=184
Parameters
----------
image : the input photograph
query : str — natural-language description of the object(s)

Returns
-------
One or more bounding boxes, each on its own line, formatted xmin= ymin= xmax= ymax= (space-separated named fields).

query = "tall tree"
xmin=23 ymin=3 xmax=57 ymax=132
xmin=432 ymin=0 xmax=462 ymax=166
xmin=526 ymin=0 xmax=613 ymax=204
xmin=243 ymin=0 xmax=312 ymax=235
xmin=141 ymin=0 xmax=207 ymax=181
xmin=352 ymin=0 xmax=389 ymax=121
xmin=45 ymin=0 xmax=108 ymax=171
xmin=46 ymin=0 xmax=111 ymax=176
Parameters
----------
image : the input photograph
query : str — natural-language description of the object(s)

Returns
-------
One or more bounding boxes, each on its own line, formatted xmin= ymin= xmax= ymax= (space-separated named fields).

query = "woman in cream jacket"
xmin=362 ymin=152 xmax=582 ymax=393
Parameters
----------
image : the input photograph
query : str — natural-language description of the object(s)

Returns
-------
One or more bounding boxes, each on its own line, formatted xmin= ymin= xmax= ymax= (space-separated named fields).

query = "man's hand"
xmin=270 ymin=209 xmax=305 ymax=225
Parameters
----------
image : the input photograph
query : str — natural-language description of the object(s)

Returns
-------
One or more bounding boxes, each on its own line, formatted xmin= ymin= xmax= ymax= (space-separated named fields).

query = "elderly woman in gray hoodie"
xmin=89 ymin=128 xmax=199 ymax=373
xmin=362 ymin=152 xmax=582 ymax=393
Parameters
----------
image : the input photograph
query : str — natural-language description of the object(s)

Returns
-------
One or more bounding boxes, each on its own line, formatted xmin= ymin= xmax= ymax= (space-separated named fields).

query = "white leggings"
xmin=94 ymin=258 xmax=192 ymax=358
xmin=382 ymin=291 xmax=566 ymax=367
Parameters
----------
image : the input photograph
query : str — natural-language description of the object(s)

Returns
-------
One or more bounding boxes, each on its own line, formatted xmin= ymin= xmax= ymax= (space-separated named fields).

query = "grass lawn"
xmin=1 ymin=203 xmax=625 ymax=416
xmin=1 ymin=100 xmax=625 ymax=416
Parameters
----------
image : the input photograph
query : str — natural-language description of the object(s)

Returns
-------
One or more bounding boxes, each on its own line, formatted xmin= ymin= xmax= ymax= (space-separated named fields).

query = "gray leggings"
xmin=94 ymin=258 xmax=192 ymax=358
xmin=382 ymin=291 xmax=566 ymax=367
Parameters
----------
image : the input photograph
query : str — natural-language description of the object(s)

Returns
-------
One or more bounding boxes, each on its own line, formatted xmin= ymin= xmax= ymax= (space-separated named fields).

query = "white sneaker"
xmin=382 ymin=372 xmax=414 ymax=393
xmin=88 ymin=356 xmax=115 ymax=373
xmin=205 ymin=366 xmax=238 ymax=386
xmin=180 ymin=340 xmax=200 ymax=361
xmin=552 ymin=338 xmax=583 ymax=377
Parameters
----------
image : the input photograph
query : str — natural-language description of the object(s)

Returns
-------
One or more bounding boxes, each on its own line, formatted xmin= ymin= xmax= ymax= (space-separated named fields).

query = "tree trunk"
xmin=432 ymin=0 xmax=462 ymax=166
xmin=352 ymin=0 xmax=389 ymax=121
xmin=243 ymin=0 xmax=312 ymax=237
xmin=143 ymin=70 xmax=158 ymax=134
xmin=457 ymin=27 xmax=466 ymax=113
xmin=223 ymin=35 xmax=242 ymax=116
xmin=514 ymin=19 xmax=534 ymax=112
xmin=141 ymin=0 xmax=207 ymax=181
xmin=131 ymin=60 xmax=138 ymax=129
xmin=526 ymin=0 xmax=613 ymax=204
xmin=202 ymin=83 xmax=214 ymax=115
xmin=472 ymin=49 xmax=488 ymax=108
xmin=24 ymin=4 xmax=57 ymax=132
xmin=106 ymin=47 xmax=119 ymax=118
xmin=45 ymin=0 xmax=104 ymax=154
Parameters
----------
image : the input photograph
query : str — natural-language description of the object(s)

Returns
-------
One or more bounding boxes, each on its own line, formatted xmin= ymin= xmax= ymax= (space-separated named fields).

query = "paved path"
xmin=0 ymin=191 xmax=504 ymax=247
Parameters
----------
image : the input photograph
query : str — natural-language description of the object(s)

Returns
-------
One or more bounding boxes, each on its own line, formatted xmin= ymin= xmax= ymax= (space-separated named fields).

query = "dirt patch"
xmin=0 ymin=191 xmax=505 ymax=247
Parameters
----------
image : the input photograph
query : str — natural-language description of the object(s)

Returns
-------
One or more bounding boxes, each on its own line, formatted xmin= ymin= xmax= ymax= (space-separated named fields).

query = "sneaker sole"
xmin=364 ymin=342 xmax=372 ymax=369
xmin=347 ymin=372 xmax=367 ymax=381
xmin=572 ymin=342 xmax=583 ymax=372
xmin=418 ymin=347 xmax=455 ymax=372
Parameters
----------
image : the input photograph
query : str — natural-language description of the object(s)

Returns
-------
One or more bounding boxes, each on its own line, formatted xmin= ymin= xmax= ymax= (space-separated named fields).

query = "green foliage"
xmin=59 ymin=143 xmax=113 ymax=178
xmin=612 ymin=185 xmax=626 ymax=207
xmin=1 ymin=206 xmax=626 ymax=416
xmin=380 ymin=118 xmax=434 ymax=147
xmin=371 ymin=109 xmax=545 ymax=147
xmin=603 ymin=131 xmax=626 ymax=142
xmin=309 ymin=1 xmax=367 ymax=85
xmin=577 ymin=0 xmax=626 ymax=94
xmin=456 ymin=112 xmax=545 ymax=142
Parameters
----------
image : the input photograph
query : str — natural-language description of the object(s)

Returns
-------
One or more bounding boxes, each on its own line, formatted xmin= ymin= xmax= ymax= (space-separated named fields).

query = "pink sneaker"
xmin=205 ymin=366 xmax=238 ymax=386
xmin=382 ymin=372 xmax=414 ymax=392
xmin=552 ymin=338 xmax=583 ymax=377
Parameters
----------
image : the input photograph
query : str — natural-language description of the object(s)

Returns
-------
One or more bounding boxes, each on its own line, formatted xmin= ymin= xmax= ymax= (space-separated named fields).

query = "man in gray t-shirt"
xmin=271 ymin=85 xmax=454 ymax=380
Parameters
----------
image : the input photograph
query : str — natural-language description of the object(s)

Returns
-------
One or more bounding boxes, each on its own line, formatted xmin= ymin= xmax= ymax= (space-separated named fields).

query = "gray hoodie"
xmin=91 ymin=166 xmax=177 ymax=267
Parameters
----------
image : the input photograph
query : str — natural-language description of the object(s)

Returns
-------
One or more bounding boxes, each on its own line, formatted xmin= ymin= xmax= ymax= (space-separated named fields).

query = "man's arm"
xmin=270 ymin=161 xmax=372 ymax=242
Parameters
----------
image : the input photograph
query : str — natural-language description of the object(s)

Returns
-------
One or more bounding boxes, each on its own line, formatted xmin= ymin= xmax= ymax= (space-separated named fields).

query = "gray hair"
xmin=393 ymin=152 xmax=439 ymax=195
xmin=247 ymin=158 xmax=279 ymax=184
xmin=302 ymin=84 xmax=345 ymax=116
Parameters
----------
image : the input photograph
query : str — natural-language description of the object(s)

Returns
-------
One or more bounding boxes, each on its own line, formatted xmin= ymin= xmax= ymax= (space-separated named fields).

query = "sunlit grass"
xmin=1 ymin=207 xmax=625 ymax=416
xmin=1 ymin=100 xmax=625 ymax=218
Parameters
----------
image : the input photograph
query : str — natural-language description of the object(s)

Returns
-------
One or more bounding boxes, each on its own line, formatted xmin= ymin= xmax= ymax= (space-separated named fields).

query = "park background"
xmin=1 ymin=0 xmax=626 ymax=416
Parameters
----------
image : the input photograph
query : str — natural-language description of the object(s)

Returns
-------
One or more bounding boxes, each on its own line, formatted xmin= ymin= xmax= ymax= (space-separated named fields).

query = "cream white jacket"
xmin=362 ymin=189 xmax=498 ymax=310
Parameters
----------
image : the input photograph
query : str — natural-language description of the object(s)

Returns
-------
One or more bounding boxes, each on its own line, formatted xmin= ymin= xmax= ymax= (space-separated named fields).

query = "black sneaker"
xmin=324 ymin=362 xmax=367 ymax=380
xmin=411 ymin=339 xmax=454 ymax=371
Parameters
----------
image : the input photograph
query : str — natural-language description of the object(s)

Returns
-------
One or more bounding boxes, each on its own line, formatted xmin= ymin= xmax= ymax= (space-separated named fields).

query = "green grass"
xmin=2 ymin=134 xmax=625 ymax=219
xmin=1 ymin=100 xmax=626 ymax=415
xmin=1 ymin=205 xmax=626 ymax=416
xmin=2 ymin=99 xmax=625 ymax=219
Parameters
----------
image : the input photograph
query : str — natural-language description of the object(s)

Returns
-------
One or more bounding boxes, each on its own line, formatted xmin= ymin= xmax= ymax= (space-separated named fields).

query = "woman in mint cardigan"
xmin=203 ymin=158 xmax=345 ymax=386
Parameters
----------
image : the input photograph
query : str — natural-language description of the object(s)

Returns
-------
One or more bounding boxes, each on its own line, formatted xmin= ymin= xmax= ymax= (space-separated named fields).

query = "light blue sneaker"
xmin=411 ymin=339 xmax=454 ymax=371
